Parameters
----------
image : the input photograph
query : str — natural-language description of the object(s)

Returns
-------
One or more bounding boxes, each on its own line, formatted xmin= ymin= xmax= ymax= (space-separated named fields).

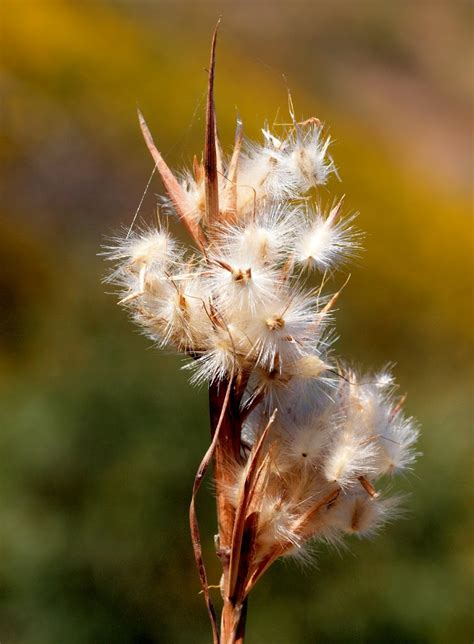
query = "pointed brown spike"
xmin=215 ymin=123 xmax=225 ymax=179
xmin=227 ymin=116 xmax=243 ymax=182
xmin=224 ymin=116 xmax=243 ymax=220
xmin=204 ymin=20 xmax=220 ymax=225
xmin=391 ymin=393 xmax=407 ymax=419
xmin=193 ymin=154 xmax=202 ymax=183
xmin=137 ymin=108 xmax=206 ymax=248
xmin=327 ymin=194 xmax=345 ymax=224
xmin=358 ymin=475 xmax=379 ymax=498
xmin=320 ymin=273 xmax=351 ymax=316
xmin=227 ymin=411 xmax=276 ymax=601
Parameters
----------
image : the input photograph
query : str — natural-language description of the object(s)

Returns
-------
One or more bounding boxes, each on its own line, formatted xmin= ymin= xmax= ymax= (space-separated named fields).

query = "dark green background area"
xmin=1 ymin=2 xmax=472 ymax=642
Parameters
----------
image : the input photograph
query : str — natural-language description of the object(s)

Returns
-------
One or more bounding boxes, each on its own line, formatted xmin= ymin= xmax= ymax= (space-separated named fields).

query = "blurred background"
xmin=1 ymin=1 xmax=473 ymax=642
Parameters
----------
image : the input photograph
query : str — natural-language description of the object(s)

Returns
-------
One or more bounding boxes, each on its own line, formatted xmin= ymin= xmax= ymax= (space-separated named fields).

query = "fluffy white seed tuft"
xmin=294 ymin=203 xmax=360 ymax=272
xmin=108 ymin=108 xmax=418 ymax=573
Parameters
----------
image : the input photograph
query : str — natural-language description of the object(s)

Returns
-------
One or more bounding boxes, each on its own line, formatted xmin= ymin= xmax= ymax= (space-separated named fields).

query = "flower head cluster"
xmin=106 ymin=100 xmax=418 ymax=598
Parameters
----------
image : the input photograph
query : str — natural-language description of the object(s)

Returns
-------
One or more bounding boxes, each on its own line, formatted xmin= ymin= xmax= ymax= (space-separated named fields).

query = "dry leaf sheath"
xmin=104 ymin=26 xmax=419 ymax=644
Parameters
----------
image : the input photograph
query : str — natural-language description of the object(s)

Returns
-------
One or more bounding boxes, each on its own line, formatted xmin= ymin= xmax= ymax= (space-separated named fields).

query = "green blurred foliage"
xmin=0 ymin=1 xmax=473 ymax=643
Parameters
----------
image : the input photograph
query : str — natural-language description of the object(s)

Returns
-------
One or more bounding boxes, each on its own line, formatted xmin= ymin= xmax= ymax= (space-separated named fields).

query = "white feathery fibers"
xmin=105 ymin=227 xmax=182 ymax=293
xmin=375 ymin=414 xmax=420 ymax=475
xmin=294 ymin=204 xmax=360 ymax=272
xmin=330 ymin=493 xmax=402 ymax=537
xmin=235 ymin=124 xmax=335 ymax=213
xmin=245 ymin=289 xmax=324 ymax=371
xmin=179 ymin=171 xmax=206 ymax=226
xmin=106 ymin=227 xmax=179 ymax=269
xmin=280 ymin=410 xmax=336 ymax=467
xmin=206 ymin=249 xmax=284 ymax=316
xmin=158 ymin=275 xmax=213 ymax=350
xmin=187 ymin=321 xmax=250 ymax=385
xmin=237 ymin=137 xmax=296 ymax=211
xmin=108 ymin=107 xmax=418 ymax=570
xmin=323 ymin=427 xmax=378 ymax=488
xmin=215 ymin=204 xmax=300 ymax=266
xmin=282 ymin=124 xmax=336 ymax=191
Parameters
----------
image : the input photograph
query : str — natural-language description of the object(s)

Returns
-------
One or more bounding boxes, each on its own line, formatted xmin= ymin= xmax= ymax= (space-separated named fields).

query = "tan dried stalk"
xmin=123 ymin=21 xmax=418 ymax=643
xmin=189 ymin=27 xmax=273 ymax=642
xmin=137 ymin=25 xmax=265 ymax=642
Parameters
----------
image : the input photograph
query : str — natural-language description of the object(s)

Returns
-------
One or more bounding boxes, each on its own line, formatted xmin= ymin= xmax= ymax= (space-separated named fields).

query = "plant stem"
xmin=235 ymin=598 xmax=248 ymax=644
xmin=220 ymin=597 xmax=248 ymax=644
xmin=209 ymin=379 xmax=248 ymax=643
